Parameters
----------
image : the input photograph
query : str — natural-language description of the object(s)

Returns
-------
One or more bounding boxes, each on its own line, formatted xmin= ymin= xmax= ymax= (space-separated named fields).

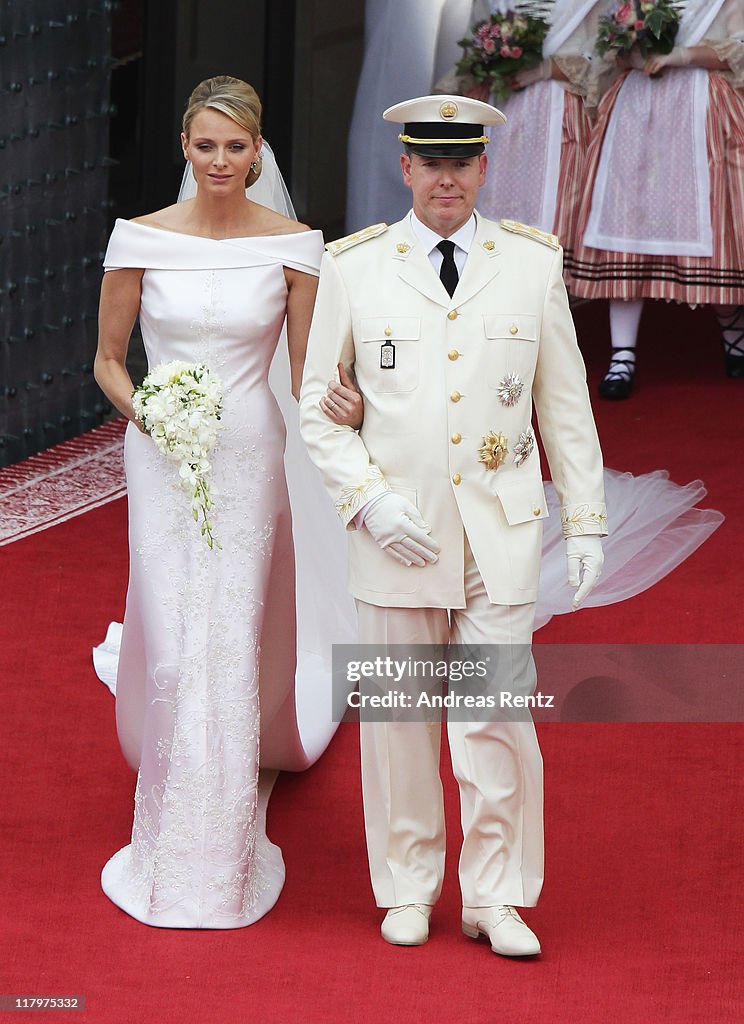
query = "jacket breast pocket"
xmin=358 ymin=316 xmax=420 ymax=393
xmin=483 ymin=314 xmax=538 ymax=390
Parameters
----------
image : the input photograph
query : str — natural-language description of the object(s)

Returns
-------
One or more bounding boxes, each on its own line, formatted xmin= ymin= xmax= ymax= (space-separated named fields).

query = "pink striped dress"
xmin=564 ymin=14 xmax=744 ymax=306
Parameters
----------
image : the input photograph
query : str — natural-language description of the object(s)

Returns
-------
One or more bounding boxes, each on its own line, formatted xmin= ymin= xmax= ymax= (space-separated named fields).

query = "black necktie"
xmin=437 ymin=240 xmax=459 ymax=298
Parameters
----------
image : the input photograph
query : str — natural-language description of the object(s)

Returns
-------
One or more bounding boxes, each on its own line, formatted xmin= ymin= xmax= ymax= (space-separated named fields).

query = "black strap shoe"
xmin=599 ymin=347 xmax=635 ymax=400
xmin=718 ymin=306 xmax=744 ymax=378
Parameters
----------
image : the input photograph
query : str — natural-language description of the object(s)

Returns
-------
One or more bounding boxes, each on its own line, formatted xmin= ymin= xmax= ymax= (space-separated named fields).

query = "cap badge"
xmin=439 ymin=101 xmax=458 ymax=121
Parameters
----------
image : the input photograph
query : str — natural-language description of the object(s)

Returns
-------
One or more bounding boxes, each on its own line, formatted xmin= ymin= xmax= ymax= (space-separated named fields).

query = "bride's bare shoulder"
xmin=131 ymin=203 xmax=193 ymax=230
xmin=250 ymin=205 xmax=312 ymax=235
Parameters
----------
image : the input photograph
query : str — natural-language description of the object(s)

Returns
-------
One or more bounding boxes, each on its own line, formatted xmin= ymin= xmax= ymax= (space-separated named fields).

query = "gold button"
xmin=448 ymin=349 xmax=459 ymax=361
xmin=452 ymin=473 xmax=462 ymax=485
xmin=510 ymin=325 xmax=518 ymax=335
xmin=532 ymin=507 xmax=541 ymax=517
xmin=384 ymin=326 xmax=392 ymax=337
xmin=447 ymin=310 xmax=458 ymax=321
xmin=450 ymin=391 xmax=461 ymax=403
xmin=451 ymin=433 xmax=462 ymax=444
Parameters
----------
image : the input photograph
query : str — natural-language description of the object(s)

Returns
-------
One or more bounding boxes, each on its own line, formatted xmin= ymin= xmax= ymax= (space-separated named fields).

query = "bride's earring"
xmin=246 ymin=154 xmax=262 ymax=187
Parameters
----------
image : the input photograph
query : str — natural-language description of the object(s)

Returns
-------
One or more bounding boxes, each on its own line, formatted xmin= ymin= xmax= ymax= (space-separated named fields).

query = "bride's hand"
xmin=132 ymin=411 xmax=148 ymax=434
xmin=320 ymin=363 xmax=363 ymax=429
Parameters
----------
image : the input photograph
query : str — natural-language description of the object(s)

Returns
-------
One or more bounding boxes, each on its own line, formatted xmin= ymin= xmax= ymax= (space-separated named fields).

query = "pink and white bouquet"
xmin=132 ymin=361 xmax=224 ymax=549
xmin=456 ymin=2 xmax=554 ymax=102
xmin=596 ymin=0 xmax=684 ymax=59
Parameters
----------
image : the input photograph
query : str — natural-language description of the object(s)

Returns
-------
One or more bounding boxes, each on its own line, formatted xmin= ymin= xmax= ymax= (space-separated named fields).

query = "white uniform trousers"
xmin=357 ymin=541 xmax=544 ymax=910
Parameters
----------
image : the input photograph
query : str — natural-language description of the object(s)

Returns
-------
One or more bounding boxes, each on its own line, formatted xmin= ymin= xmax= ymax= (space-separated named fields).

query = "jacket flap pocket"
xmin=490 ymin=471 xmax=548 ymax=525
xmin=483 ymin=314 xmax=537 ymax=342
xmin=360 ymin=316 xmax=421 ymax=342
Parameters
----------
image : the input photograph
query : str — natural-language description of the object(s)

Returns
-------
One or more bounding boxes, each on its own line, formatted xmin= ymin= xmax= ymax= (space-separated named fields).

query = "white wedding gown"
xmin=99 ymin=219 xmax=356 ymax=928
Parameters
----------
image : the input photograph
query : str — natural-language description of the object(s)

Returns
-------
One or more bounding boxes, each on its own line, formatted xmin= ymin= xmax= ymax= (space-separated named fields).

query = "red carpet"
xmin=1 ymin=300 xmax=742 ymax=1022
xmin=0 ymin=420 xmax=126 ymax=548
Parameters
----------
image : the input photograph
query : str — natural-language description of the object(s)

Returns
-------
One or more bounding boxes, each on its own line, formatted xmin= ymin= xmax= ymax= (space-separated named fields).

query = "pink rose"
xmin=616 ymin=2 xmax=634 ymax=25
xmin=500 ymin=44 xmax=511 ymax=57
xmin=483 ymin=38 xmax=496 ymax=53
xmin=511 ymin=46 xmax=522 ymax=58
xmin=634 ymin=19 xmax=644 ymax=29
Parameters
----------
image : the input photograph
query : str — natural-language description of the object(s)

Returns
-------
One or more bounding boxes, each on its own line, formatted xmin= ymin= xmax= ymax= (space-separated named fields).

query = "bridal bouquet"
xmin=132 ymin=361 xmax=224 ymax=549
xmin=596 ymin=0 xmax=683 ymax=59
xmin=456 ymin=2 xmax=554 ymax=102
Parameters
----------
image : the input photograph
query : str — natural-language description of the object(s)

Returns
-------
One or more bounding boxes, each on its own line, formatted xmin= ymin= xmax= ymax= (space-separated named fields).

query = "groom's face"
xmin=401 ymin=151 xmax=487 ymax=238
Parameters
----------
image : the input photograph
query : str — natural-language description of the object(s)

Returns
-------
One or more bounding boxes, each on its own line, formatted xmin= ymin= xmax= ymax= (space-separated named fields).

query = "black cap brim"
xmin=399 ymin=121 xmax=487 ymax=158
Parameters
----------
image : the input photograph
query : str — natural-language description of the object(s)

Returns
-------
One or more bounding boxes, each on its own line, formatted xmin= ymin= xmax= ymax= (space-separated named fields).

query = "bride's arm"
xmin=285 ymin=265 xmax=363 ymax=428
xmin=284 ymin=266 xmax=318 ymax=400
xmin=94 ymin=268 xmax=146 ymax=427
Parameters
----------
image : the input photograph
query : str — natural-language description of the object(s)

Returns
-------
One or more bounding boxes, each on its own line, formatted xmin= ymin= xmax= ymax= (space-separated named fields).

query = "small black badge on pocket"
xmin=380 ymin=341 xmax=395 ymax=369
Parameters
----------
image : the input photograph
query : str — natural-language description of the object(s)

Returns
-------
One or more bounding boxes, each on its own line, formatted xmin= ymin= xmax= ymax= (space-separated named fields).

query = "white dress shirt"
xmin=409 ymin=210 xmax=476 ymax=278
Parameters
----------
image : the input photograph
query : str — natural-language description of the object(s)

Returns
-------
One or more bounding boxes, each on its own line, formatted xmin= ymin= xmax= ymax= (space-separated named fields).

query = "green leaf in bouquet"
xmin=644 ymin=9 xmax=664 ymax=38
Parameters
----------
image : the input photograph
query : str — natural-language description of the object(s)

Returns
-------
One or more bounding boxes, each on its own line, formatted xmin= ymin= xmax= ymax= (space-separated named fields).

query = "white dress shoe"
xmin=462 ymin=905 xmax=541 ymax=957
xmin=381 ymin=904 xmax=432 ymax=946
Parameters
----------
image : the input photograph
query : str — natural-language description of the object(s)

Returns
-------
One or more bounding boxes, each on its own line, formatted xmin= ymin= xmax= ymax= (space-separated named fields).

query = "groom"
xmin=299 ymin=95 xmax=606 ymax=956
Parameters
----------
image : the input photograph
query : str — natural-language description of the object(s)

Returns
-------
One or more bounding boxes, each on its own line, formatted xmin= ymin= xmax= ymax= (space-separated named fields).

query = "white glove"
xmin=363 ymin=492 xmax=440 ymax=567
xmin=566 ymin=536 xmax=604 ymax=610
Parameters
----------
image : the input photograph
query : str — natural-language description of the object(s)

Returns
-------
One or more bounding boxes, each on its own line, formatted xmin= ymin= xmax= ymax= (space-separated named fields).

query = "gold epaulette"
xmin=325 ymin=222 xmax=388 ymax=256
xmin=500 ymin=218 xmax=560 ymax=250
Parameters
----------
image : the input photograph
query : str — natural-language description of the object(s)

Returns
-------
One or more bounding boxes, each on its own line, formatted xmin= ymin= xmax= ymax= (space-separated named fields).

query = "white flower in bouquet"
xmin=132 ymin=361 xmax=224 ymax=549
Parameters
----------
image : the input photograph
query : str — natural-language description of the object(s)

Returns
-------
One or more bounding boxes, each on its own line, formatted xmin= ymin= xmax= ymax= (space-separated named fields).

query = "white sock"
xmin=605 ymin=299 xmax=644 ymax=381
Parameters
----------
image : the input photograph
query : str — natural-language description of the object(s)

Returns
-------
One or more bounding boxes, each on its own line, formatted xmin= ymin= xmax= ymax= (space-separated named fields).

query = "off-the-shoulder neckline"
xmin=118 ymin=218 xmax=321 ymax=242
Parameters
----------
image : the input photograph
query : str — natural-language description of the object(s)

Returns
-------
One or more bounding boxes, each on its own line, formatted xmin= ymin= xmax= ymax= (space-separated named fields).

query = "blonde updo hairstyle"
xmin=183 ymin=75 xmax=263 ymax=187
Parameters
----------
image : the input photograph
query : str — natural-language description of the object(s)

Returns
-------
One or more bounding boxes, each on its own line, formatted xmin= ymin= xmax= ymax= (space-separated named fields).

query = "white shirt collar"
xmin=409 ymin=210 xmax=477 ymax=256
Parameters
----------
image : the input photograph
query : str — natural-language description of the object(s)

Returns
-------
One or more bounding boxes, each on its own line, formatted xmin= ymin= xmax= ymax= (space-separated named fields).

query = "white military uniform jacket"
xmin=299 ymin=211 xmax=607 ymax=609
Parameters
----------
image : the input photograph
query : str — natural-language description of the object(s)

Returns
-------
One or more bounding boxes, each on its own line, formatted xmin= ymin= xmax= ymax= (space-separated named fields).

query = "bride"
xmin=93 ymin=76 xmax=360 ymax=928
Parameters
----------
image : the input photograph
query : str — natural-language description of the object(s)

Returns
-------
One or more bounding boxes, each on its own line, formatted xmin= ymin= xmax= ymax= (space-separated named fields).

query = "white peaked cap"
xmin=382 ymin=95 xmax=507 ymax=157
xmin=383 ymin=94 xmax=507 ymax=128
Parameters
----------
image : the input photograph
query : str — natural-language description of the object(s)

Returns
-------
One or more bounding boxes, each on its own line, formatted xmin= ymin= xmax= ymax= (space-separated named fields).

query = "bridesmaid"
xmin=437 ymin=0 xmax=616 ymax=255
xmin=565 ymin=0 xmax=744 ymax=397
xmin=346 ymin=0 xmax=471 ymax=229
